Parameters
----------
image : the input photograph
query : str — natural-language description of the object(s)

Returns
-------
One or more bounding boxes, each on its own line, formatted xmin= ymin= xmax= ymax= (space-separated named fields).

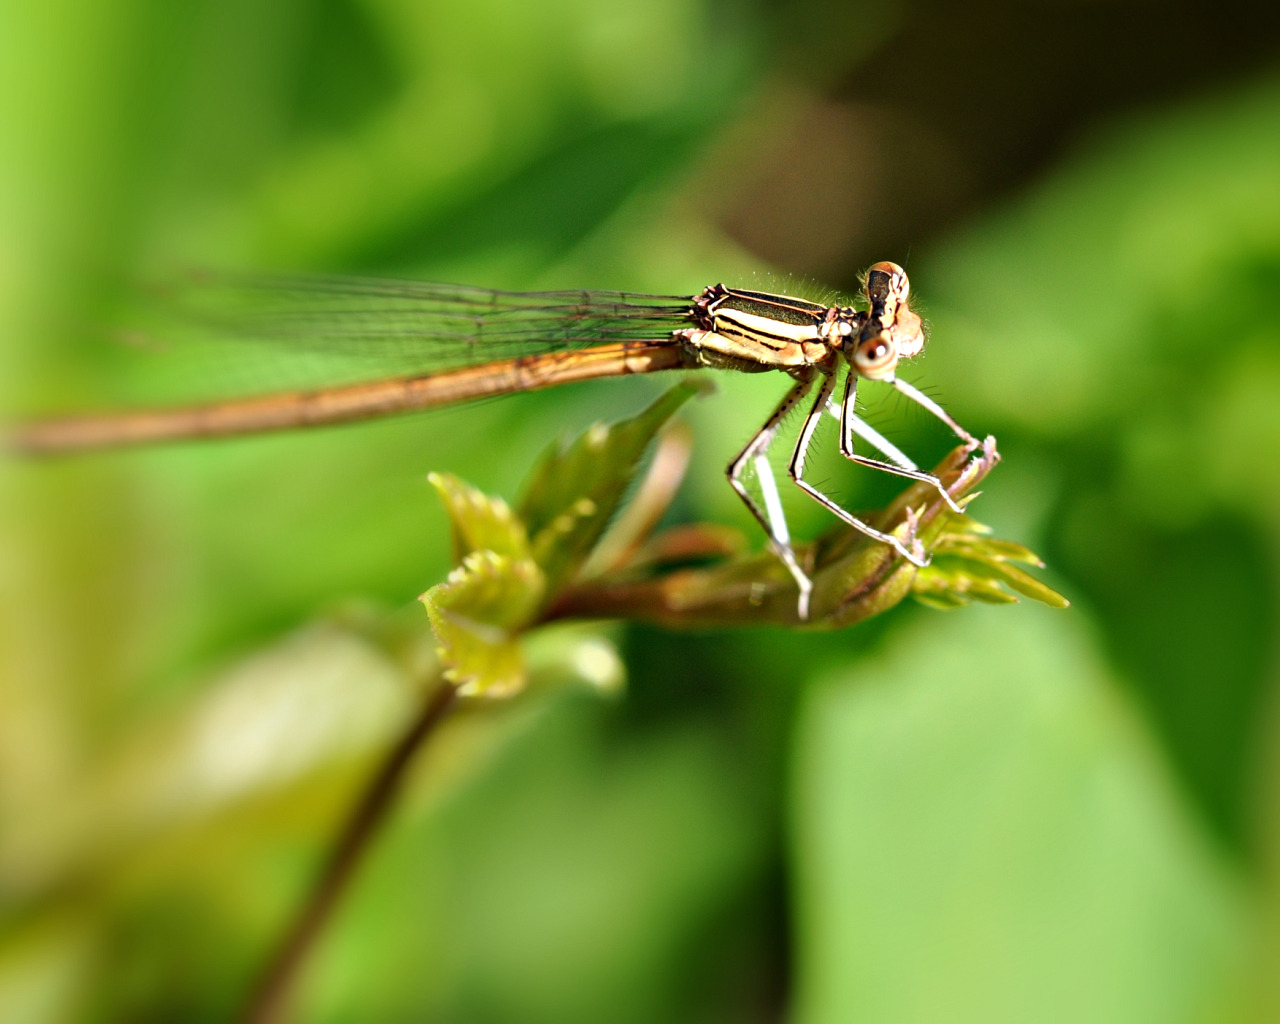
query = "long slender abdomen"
xmin=9 ymin=341 xmax=692 ymax=455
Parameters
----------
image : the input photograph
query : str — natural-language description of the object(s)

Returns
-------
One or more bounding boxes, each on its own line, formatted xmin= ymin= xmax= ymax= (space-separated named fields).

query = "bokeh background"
xmin=4 ymin=0 xmax=1280 ymax=1020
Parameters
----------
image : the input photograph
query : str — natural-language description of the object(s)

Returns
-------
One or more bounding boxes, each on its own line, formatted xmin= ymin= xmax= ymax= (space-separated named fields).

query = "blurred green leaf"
xmin=0 ymin=621 xmax=416 ymax=901
xmin=518 ymin=382 xmax=701 ymax=594
xmin=927 ymin=79 xmax=1280 ymax=439
xmin=791 ymin=607 xmax=1246 ymax=1024
xmin=421 ymin=551 xmax=545 ymax=698
xmin=924 ymin=76 xmax=1280 ymax=849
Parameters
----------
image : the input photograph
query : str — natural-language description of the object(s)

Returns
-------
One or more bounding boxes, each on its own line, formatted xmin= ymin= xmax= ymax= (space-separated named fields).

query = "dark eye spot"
xmin=861 ymin=340 xmax=888 ymax=362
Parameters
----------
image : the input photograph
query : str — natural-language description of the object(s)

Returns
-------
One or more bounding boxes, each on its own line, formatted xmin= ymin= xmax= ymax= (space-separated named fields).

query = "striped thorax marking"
xmin=681 ymin=284 xmax=858 ymax=369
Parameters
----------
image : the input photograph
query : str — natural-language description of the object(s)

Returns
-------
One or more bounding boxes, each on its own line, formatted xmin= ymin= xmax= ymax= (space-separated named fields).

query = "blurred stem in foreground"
xmin=240 ymin=382 xmax=1064 ymax=1023
xmin=241 ymin=679 xmax=457 ymax=1024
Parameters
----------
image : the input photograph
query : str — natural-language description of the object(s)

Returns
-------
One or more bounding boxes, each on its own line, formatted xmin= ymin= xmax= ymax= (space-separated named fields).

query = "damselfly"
xmin=12 ymin=262 xmax=984 ymax=619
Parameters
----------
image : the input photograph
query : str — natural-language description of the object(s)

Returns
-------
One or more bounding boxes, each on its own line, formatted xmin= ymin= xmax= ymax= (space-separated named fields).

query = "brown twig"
xmin=238 ymin=679 xmax=459 ymax=1024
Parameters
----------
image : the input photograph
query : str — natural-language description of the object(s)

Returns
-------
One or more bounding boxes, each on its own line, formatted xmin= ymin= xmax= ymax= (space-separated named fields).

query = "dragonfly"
xmin=12 ymin=261 xmax=982 ymax=619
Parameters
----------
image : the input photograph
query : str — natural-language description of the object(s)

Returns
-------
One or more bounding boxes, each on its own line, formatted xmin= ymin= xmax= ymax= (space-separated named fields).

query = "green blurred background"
xmin=3 ymin=0 xmax=1280 ymax=1020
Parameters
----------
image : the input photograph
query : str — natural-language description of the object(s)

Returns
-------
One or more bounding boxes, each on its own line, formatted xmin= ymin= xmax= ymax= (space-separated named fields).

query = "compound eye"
xmin=853 ymin=334 xmax=897 ymax=378
xmin=867 ymin=260 xmax=909 ymax=301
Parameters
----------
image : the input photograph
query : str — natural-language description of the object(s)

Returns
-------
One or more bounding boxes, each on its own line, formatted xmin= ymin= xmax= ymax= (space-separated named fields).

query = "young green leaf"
xmin=421 ymin=551 xmax=545 ymax=697
xmin=428 ymin=471 xmax=531 ymax=562
xmin=517 ymin=382 xmax=702 ymax=593
xmin=912 ymin=516 xmax=1069 ymax=610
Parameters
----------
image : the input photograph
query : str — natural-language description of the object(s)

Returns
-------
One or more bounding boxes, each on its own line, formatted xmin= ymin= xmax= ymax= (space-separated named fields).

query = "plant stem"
xmin=238 ymin=678 xmax=459 ymax=1024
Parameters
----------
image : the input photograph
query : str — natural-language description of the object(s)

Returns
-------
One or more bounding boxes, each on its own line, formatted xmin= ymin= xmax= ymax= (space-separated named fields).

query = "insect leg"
xmin=891 ymin=375 xmax=980 ymax=447
xmin=839 ymin=372 xmax=965 ymax=514
xmin=790 ymin=370 xmax=929 ymax=567
xmin=727 ymin=375 xmax=817 ymax=618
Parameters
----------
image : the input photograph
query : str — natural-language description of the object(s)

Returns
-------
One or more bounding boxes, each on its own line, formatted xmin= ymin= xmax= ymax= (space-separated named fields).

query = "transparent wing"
xmin=119 ymin=272 xmax=694 ymax=400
